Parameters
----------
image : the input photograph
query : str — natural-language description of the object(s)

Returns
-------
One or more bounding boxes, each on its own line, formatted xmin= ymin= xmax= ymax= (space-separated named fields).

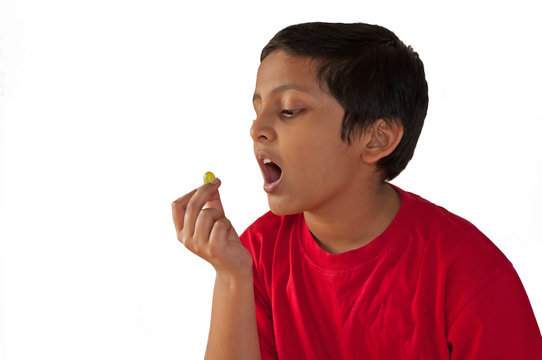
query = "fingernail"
xmin=210 ymin=178 xmax=219 ymax=184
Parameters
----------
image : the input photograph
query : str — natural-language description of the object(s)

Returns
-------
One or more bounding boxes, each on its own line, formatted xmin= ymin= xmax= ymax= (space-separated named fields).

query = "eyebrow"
xmin=252 ymin=84 xmax=311 ymax=102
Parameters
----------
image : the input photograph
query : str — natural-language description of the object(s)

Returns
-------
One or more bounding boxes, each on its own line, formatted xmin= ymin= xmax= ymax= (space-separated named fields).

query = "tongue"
xmin=266 ymin=163 xmax=282 ymax=183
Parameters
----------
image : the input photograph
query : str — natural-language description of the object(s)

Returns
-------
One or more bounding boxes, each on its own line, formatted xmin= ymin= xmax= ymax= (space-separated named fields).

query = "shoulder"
xmin=405 ymin=188 xmax=482 ymax=235
xmin=397 ymin=186 xmax=515 ymax=321
xmin=399 ymin=186 xmax=506 ymax=260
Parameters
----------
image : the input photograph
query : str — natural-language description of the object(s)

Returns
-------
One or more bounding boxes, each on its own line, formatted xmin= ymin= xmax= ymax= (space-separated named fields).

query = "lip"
xmin=255 ymin=149 xmax=284 ymax=193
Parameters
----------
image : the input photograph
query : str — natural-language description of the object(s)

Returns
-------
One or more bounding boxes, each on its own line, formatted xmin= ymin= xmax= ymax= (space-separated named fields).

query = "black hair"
xmin=260 ymin=22 xmax=429 ymax=181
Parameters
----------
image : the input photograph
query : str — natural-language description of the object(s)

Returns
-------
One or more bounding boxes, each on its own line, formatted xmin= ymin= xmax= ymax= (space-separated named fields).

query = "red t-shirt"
xmin=239 ymin=184 xmax=542 ymax=359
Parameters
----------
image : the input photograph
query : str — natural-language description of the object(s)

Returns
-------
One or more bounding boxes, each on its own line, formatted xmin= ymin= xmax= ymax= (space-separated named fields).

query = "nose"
xmin=250 ymin=114 xmax=276 ymax=143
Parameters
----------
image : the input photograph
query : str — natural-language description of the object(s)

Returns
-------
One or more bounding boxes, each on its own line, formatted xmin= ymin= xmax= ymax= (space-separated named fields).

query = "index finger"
xmin=203 ymin=185 xmax=225 ymax=215
xmin=182 ymin=179 xmax=223 ymax=238
xmin=171 ymin=188 xmax=198 ymax=234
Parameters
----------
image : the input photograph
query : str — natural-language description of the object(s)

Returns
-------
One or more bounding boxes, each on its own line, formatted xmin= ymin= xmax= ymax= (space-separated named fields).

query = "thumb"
xmin=204 ymin=178 xmax=225 ymax=216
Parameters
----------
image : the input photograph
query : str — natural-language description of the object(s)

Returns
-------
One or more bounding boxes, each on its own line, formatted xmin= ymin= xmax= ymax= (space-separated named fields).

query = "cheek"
xmin=318 ymin=142 xmax=358 ymax=190
xmin=282 ymin=117 xmax=348 ymax=184
xmin=288 ymin=145 xmax=345 ymax=190
xmin=285 ymin=138 xmax=323 ymax=178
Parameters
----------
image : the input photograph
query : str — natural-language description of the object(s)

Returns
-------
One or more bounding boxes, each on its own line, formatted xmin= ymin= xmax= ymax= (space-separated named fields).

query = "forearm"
xmin=204 ymin=272 xmax=262 ymax=360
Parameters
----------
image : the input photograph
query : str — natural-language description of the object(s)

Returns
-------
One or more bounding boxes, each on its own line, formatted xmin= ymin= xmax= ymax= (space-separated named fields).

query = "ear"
xmin=360 ymin=118 xmax=403 ymax=165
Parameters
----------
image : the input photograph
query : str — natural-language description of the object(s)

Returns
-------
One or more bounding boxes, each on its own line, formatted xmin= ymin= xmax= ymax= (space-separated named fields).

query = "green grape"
xmin=203 ymin=171 xmax=216 ymax=184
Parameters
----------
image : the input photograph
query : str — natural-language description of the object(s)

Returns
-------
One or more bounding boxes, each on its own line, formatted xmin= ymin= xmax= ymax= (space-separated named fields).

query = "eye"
xmin=280 ymin=109 xmax=303 ymax=118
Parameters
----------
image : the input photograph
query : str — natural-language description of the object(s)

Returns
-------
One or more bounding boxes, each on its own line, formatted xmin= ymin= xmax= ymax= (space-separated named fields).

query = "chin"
xmin=267 ymin=198 xmax=303 ymax=216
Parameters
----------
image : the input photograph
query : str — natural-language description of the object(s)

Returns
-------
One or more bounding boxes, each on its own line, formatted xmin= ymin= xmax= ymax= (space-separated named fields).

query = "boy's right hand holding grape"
xmin=171 ymin=176 xmax=253 ymax=280
xmin=171 ymin=175 xmax=261 ymax=360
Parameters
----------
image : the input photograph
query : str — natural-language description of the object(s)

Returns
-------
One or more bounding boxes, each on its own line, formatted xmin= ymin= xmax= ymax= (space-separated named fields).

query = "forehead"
xmin=254 ymin=50 xmax=322 ymax=98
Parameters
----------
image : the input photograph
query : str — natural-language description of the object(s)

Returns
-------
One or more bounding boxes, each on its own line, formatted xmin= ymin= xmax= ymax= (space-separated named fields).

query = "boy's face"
xmin=251 ymin=50 xmax=366 ymax=215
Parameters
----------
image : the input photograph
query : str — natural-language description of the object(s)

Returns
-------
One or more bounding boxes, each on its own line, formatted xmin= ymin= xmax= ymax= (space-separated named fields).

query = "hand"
xmin=172 ymin=178 xmax=253 ymax=279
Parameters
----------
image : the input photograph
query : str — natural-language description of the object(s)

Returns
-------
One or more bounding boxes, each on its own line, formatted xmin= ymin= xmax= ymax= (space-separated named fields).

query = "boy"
xmin=172 ymin=22 xmax=542 ymax=359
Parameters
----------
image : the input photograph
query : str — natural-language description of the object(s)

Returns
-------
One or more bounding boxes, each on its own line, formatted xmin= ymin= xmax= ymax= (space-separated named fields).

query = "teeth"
xmin=263 ymin=158 xmax=272 ymax=164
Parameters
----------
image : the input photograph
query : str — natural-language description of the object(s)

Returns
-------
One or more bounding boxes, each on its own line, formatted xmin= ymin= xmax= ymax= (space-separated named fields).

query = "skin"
xmin=172 ymin=181 xmax=261 ymax=360
xmin=251 ymin=50 xmax=404 ymax=254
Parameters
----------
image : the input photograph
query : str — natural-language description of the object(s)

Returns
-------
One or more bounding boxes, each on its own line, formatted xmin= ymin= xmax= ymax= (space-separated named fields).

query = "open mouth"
xmin=263 ymin=159 xmax=283 ymax=185
xmin=256 ymin=153 xmax=283 ymax=193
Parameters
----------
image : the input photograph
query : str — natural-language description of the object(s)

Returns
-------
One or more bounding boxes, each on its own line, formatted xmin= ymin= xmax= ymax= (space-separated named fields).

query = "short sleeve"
xmin=447 ymin=262 xmax=542 ymax=359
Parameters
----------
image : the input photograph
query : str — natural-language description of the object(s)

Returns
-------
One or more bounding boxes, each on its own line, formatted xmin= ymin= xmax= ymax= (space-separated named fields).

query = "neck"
xmin=303 ymin=181 xmax=401 ymax=254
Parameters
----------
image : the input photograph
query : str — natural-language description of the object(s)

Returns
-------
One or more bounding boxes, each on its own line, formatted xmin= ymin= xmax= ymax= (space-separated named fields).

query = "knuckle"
xmin=172 ymin=189 xmax=197 ymax=207
xmin=171 ymin=196 xmax=187 ymax=209
xmin=191 ymin=239 xmax=205 ymax=256
xmin=199 ymin=208 xmax=213 ymax=220
xmin=201 ymin=208 xmax=220 ymax=221
xmin=179 ymin=231 xmax=189 ymax=245
xmin=216 ymin=218 xmax=230 ymax=230
xmin=180 ymin=233 xmax=198 ymax=254
xmin=185 ymin=236 xmax=197 ymax=251
xmin=191 ymin=243 xmax=199 ymax=254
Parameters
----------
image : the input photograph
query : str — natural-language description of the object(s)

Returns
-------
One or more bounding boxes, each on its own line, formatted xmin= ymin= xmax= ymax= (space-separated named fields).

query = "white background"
xmin=1 ymin=0 xmax=541 ymax=358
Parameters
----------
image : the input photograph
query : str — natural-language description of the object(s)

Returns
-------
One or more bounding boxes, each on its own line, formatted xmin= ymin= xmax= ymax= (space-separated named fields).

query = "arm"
xmin=172 ymin=178 xmax=261 ymax=360
xmin=205 ymin=272 xmax=261 ymax=360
